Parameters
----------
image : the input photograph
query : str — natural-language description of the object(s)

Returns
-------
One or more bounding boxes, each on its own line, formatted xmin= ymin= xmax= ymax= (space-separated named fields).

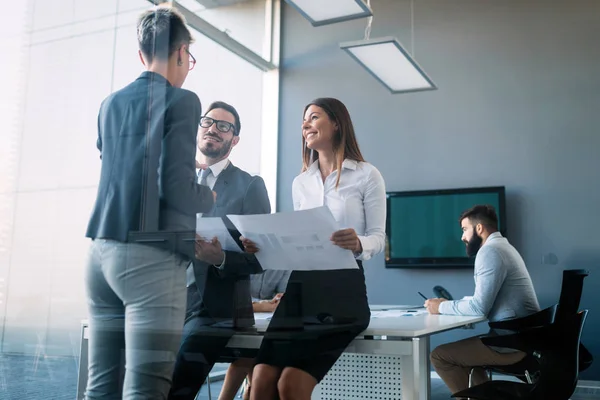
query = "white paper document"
xmin=227 ymin=206 xmax=358 ymax=271
xmin=371 ymin=309 xmax=429 ymax=318
xmin=254 ymin=312 xmax=273 ymax=320
xmin=196 ymin=216 xmax=243 ymax=253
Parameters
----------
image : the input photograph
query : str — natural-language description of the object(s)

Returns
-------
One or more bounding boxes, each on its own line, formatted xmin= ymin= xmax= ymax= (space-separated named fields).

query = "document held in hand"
xmin=227 ymin=206 xmax=358 ymax=271
xmin=196 ymin=216 xmax=243 ymax=253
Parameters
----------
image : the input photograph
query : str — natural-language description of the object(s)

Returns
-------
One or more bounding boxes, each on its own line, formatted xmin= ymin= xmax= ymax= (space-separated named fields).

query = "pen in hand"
xmin=418 ymin=291 xmax=428 ymax=301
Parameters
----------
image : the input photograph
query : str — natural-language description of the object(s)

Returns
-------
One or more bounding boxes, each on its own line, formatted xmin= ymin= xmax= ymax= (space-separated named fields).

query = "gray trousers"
xmin=84 ymin=239 xmax=188 ymax=400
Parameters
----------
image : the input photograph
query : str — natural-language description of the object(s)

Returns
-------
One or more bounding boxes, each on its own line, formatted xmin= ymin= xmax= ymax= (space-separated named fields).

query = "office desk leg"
xmin=413 ymin=337 xmax=431 ymax=400
xmin=400 ymin=337 xmax=430 ymax=400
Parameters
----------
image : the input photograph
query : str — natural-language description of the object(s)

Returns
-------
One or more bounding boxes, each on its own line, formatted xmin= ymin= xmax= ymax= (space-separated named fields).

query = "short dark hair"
xmin=459 ymin=204 xmax=498 ymax=231
xmin=205 ymin=101 xmax=241 ymax=136
xmin=137 ymin=6 xmax=193 ymax=63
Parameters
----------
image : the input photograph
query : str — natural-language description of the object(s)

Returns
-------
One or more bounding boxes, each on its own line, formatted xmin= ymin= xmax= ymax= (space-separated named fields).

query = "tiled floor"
xmin=0 ymin=354 xmax=596 ymax=399
xmin=0 ymin=354 xmax=229 ymax=400
xmin=0 ymin=353 xmax=453 ymax=399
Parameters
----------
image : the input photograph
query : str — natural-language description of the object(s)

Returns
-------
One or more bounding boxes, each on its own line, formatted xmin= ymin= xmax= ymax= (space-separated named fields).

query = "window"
xmin=0 ymin=0 xmax=279 ymax=397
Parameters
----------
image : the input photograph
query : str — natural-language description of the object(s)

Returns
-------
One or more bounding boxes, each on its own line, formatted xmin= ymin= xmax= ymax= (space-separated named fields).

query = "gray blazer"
xmin=86 ymin=72 xmax=214 ymax=255
xmin=191 ymin=162 xmax=271 ymax=320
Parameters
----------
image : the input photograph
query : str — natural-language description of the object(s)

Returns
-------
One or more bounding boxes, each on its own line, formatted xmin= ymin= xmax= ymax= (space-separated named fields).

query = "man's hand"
xmin=194 ymin=235 xmax=225 ymax=265
xmin=272 ymin=293 xmax=283 ymax=302
xmin=331 ymin=228 xmax=362 ymax=253
xmin=424 ymin=298 xmax=447 ymax=314
xmin=252 ymin=293 xmax=283 ymax=313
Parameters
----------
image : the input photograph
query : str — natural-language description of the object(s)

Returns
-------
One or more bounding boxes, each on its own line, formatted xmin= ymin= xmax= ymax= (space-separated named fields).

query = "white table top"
xmin=253 ymin=307 xmax=485 ymax=338
xmin=362 ymin=313 xmax=486 ymax=337
xmin=81 ymin=305 xmax=486 ymax=339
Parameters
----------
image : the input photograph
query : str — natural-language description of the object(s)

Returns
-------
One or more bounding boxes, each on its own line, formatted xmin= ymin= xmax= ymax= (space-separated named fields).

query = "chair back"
xmin=453 ymin=311 xmax=588 ymax=400
xmin=534 ymin=310 xmax=588 ymax=400
xmin=555 ymin=269 xmax=588 ymax=322
xmin=554 ymin=269 xmax=593 ymax=372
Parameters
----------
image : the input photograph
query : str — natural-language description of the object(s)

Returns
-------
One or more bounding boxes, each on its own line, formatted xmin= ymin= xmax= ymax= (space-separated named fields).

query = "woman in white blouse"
xmin=242 ymin=97 xmax=386 ymax=400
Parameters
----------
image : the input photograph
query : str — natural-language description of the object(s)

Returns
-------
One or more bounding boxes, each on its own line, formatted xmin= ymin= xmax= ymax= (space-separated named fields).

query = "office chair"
xmin=454 ymin=310 xmax=589 ymax=400
xmin=468 ymin=269 xmax=592 ymax=386
xmin=548 ymin=269 xmax=593 ymax=372
xmin=468 ymin=304 xmax=557 ymax=385
xmin=488 ymin=269 xmax=588 ymax=334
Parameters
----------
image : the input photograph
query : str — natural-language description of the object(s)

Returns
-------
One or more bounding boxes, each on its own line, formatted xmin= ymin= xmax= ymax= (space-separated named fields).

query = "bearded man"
xmin=424 ymin=204 xmax=540 ymax=399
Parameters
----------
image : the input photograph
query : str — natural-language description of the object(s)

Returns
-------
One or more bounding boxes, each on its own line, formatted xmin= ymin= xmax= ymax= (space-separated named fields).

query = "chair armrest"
xmin=488 ymin=304 xmax=557 ymax=331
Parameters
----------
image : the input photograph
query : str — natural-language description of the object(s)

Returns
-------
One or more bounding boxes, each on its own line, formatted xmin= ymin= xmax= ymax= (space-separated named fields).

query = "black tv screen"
xmin=385 ymin=186 xmax=506 ymax=268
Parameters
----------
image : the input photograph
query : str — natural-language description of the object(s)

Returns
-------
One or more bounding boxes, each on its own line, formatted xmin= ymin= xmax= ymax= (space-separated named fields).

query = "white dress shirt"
xmin=292 ymin=159 xmax=386 ymax=261
xmin=196 ymin=157 xmax=230 ymax=192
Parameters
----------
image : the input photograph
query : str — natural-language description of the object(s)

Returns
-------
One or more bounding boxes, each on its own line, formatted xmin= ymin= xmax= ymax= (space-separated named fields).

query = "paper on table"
xmin=254 ymin=312 xmax=273 ymax=320
xmin=227 ymin=206 xmax=358 ymax=271
xmin=196 ymin=216 xmax=243 ymax=253
xmin=371 ymin=309 xmax=429 ymax=318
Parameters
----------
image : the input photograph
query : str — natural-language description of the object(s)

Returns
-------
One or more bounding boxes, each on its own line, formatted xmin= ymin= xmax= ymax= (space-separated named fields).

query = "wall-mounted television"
xmin=385 ymin=186 xmax=506 ymax=268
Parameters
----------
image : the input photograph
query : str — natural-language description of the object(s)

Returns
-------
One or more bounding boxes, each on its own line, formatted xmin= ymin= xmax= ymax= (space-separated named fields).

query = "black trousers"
xmin=168 ymin=286 xmax=235 ymax=400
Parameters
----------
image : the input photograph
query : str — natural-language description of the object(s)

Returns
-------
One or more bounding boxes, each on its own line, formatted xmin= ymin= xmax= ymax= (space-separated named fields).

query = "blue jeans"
xmin=84 ymin=239 xmax=188 ymax=400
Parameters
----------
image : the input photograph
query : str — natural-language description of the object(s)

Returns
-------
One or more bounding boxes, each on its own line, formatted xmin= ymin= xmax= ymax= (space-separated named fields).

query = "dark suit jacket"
xmin=192 ymin=162 xmax=271 ymax=321
xmin=86 ymin=72 xmax=214 ymax=256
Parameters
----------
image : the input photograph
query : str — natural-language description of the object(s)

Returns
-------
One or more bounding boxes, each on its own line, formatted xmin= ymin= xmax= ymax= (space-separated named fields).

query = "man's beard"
xmin=200 ymin=136 xmax=233 ymax=159
xmin=465 ymin=233 xmax=483 ymax=258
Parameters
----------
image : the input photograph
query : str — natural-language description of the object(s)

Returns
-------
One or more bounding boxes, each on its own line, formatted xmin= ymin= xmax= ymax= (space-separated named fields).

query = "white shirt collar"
xmin=207 ymin=158 xmax=230 ymax=178
xmin=307 ymin=160 xmax=320 ymax=174
xmin=307 ymin=158 xmax=358 ymax=175
xmin=197 ymin=158 xmax=230 ymax=178
xmin=342 ymin=159 xmax=358 ymax=170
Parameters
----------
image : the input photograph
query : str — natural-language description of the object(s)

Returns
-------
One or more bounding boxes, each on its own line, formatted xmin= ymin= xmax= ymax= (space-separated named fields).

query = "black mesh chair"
xmin=454 ymin=310 xmax=589 ymax=400
xmin=553 ymin=269 xmax=594 ymax=372
xmin=469 ymin=269 xmax=592 ymax=386
xmin=488 ymin=269 xmax=588 ymax=335
xmin=469 ymin=305 xmax=557 ymax=385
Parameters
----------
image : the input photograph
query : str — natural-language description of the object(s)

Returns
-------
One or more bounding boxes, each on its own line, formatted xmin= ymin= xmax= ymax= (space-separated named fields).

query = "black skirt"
xmin=254 ymin=262 xmax=370 ymax=382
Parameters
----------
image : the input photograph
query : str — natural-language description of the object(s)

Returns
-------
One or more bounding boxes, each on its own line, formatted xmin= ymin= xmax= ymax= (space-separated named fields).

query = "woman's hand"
xmin=240 ymin=236 xmax=260 ymax=254
xmin=331 ymin=228 xmax=362 ymax=254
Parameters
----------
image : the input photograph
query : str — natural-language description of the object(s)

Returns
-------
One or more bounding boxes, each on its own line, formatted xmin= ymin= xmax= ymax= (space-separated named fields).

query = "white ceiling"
xmin=191 ymin=0 xmax=254 ymax=9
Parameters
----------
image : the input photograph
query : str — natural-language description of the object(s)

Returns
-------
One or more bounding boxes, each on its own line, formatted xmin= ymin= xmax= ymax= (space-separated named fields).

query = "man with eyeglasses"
xmin=169 ymin=101 xmax=271 ymax=400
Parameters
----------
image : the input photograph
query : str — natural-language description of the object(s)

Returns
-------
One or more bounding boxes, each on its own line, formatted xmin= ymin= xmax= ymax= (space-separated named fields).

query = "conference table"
xmin=77 ymin=305 xmax=485 ymax=400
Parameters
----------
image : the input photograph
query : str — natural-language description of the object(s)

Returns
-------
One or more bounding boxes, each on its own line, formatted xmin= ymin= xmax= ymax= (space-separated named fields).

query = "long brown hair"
xmin=301 ymin=98 xmax=365 ymax=189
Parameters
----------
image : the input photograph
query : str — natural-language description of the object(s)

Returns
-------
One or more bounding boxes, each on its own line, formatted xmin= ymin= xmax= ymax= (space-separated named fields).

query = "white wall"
xmin=0 ymin=0 xmax=270 ymax=357
xmin=183 ymin=29 xmax=264 ymax=176
xmin=277 ymin=0 xmax=600 ymax=379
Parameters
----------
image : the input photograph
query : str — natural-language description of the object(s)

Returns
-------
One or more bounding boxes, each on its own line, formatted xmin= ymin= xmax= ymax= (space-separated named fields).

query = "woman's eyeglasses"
xmin=187 ymin=49 xmax=196 ymax=71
